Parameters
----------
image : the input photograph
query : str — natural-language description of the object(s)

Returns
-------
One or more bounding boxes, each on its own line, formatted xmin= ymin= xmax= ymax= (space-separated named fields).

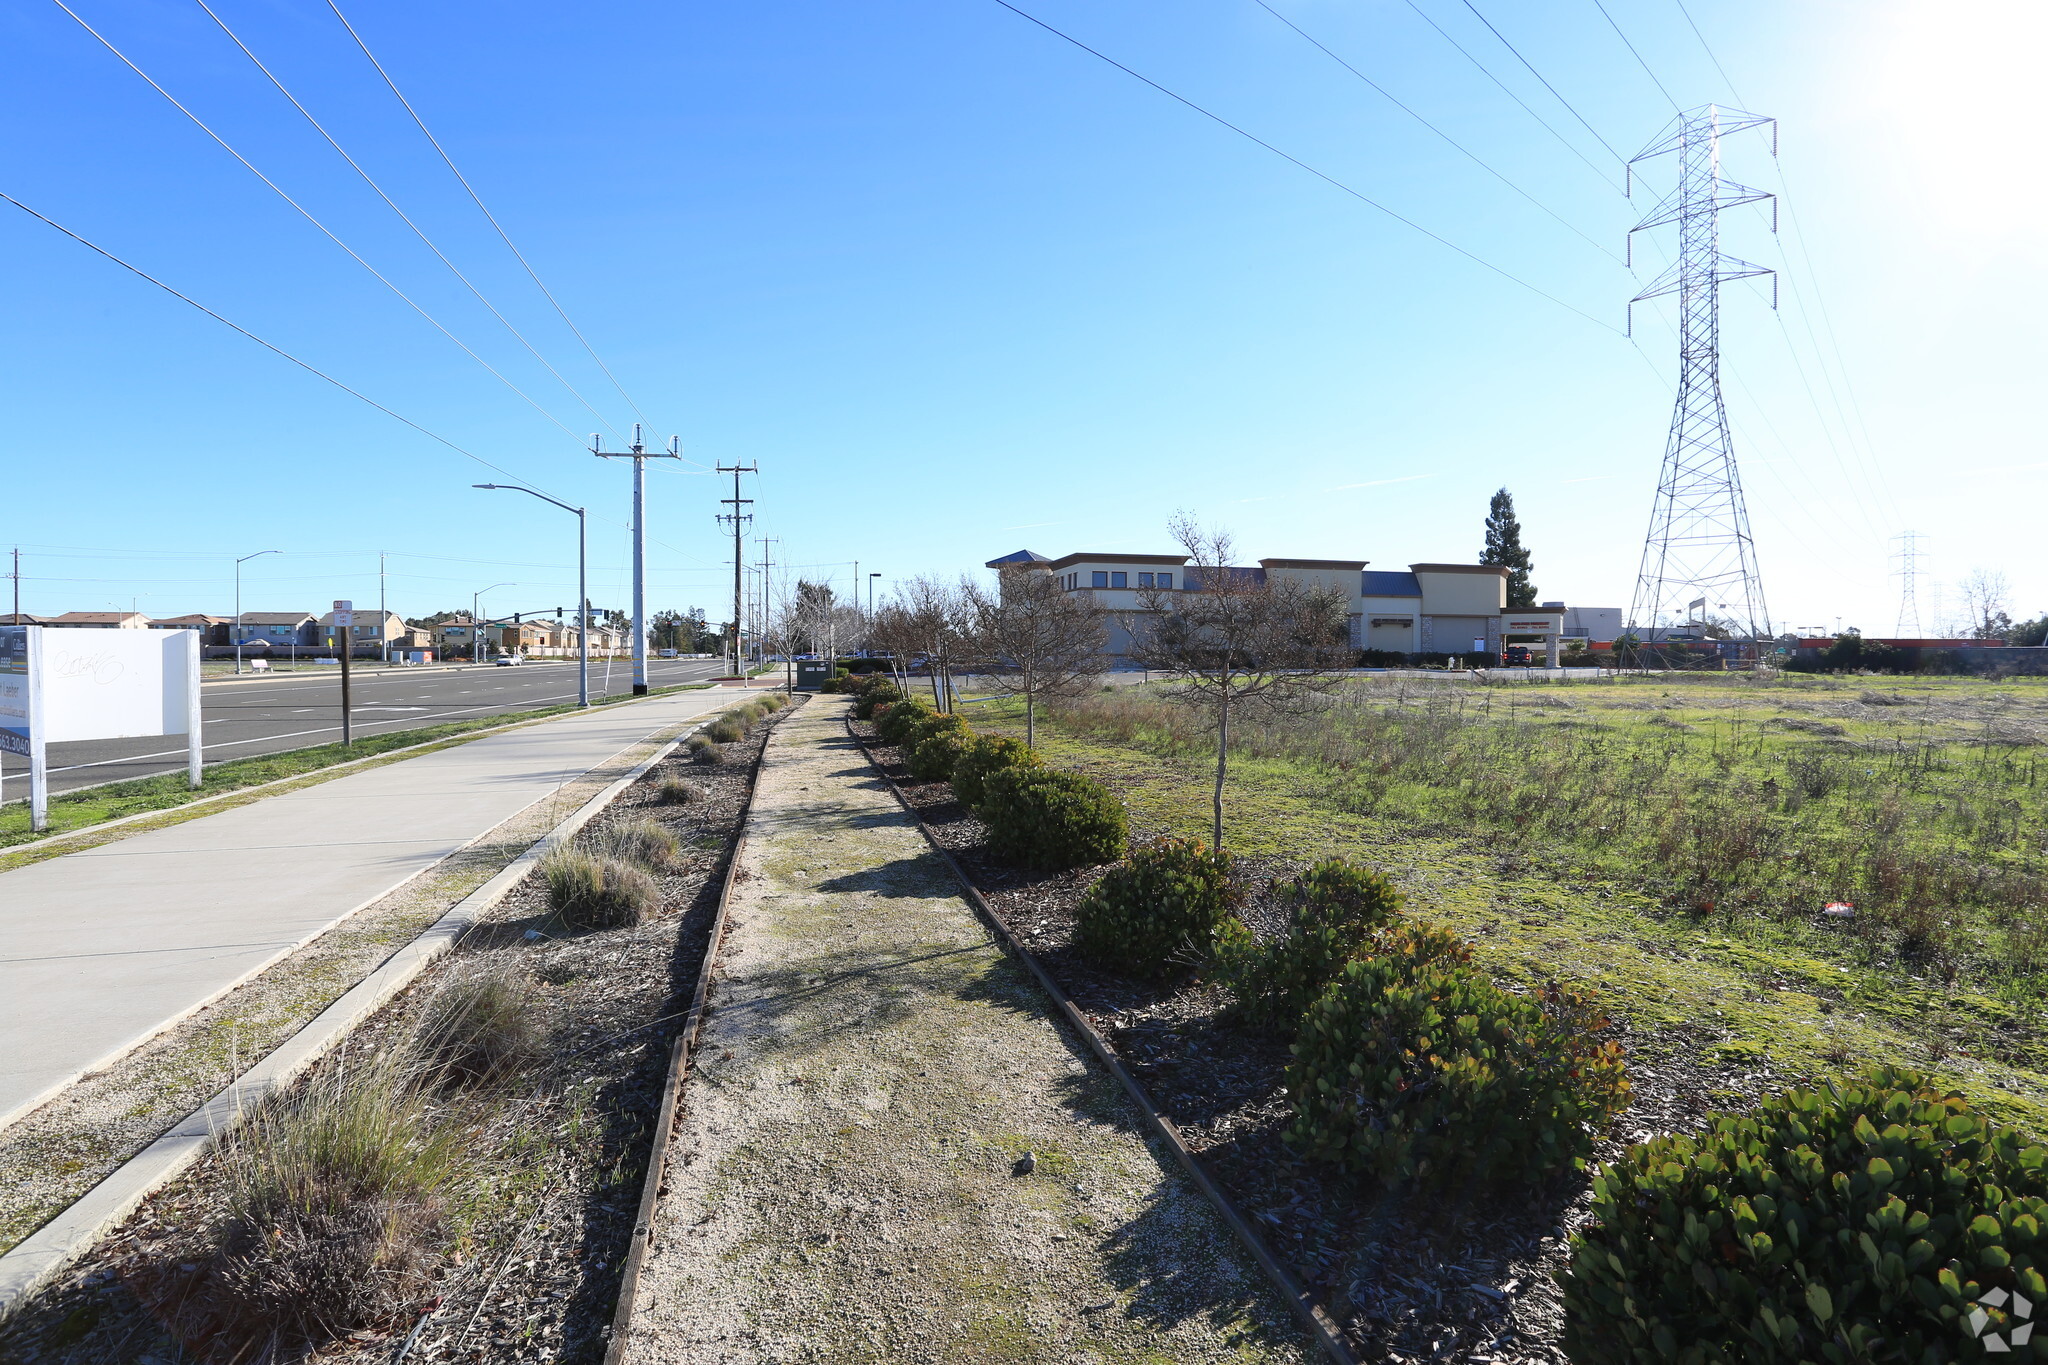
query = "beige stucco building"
xmin=989 ymin=549 xmax=1570 ymax=663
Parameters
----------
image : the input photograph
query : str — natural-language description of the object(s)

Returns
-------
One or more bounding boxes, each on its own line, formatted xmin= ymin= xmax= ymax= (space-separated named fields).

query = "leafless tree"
xmin=1128 ymin=515 xmax=1353 ymax=849
xmin=964 ymin=567 xmax=1106 ymax=748
xmin=886 ymin=576 xmax=974 ymax=711
xmin=1960 ymin=568 xmax=2014 ymax=641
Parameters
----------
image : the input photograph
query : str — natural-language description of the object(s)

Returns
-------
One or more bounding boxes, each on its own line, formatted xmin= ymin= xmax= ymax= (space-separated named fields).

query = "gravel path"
xmin=621 ymin=697 xmax=1313 ymax=1365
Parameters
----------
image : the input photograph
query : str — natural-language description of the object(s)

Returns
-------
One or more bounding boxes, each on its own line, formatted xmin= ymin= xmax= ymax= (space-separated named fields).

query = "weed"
xmin=415 ymin=973 xmax=539 ymax=1086
xmin=542 ymin=847 xmax=658 ymax=929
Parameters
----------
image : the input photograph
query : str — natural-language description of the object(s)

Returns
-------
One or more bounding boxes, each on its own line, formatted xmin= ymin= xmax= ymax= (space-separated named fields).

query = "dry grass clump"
xmin=415 ymin=972 xmax=538 ymax=1086
xmin=705 ymin=716 xmax=746 ymax=744
xmin=203 ymin=1060 xmax=465 ymax=1350
xmin=542 ymin=846 xmax=658 ymax=930
xmin=688 ymin=737 xmax=725 ymax=766
xmin=657 ymin=776 xmax=701 ymax=805
xmin=600 ymin=816 xmax=681 ymax=869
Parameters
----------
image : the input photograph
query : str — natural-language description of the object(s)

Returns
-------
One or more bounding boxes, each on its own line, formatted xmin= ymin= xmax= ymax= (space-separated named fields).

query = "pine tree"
xmin=1481 ymin=488 xmax=1537 ymax=608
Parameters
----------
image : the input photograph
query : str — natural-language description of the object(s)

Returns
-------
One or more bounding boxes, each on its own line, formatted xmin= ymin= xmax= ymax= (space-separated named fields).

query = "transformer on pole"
xmin=1625 ymin=104 xmax=1777 ymax=644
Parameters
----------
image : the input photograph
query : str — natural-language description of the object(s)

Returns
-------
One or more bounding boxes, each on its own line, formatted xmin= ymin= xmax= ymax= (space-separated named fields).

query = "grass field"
xmin=964 ymin=672 xmax=2048 ymax=1132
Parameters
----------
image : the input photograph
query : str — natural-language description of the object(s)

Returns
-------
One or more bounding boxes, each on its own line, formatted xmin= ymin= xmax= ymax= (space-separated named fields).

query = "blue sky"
xmin=1 ymin=0 xmax=2039 ymax=634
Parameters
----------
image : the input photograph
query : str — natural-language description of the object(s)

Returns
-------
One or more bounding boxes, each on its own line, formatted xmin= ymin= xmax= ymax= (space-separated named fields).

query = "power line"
xmin=1397 ymin=0 xmax=1625 ymax=195
xmin=0 ymin=189 xmax=570 ymax=501
xmin=48 ymin=0 xmax=586 ymax=442
xmin=1588 ymin=0 xmax=1682 ymax=113
xmin=1248 ymin=0 xmax=1624 ymax=264
xmin=1670 ymin=0 xmax=1746 ymax=104
xmin=322 ymin=0 xmax=662 ymax=438
xmin=1455 ymin=0 xmax=1629 ymax=162
xmin=985 ymin=0 xmax=1621 ymax=334
xmin=188 ymin=0 xmax=626 ymax=441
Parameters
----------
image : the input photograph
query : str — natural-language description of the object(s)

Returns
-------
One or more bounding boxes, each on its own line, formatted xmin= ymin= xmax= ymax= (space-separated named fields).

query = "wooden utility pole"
xmin=716 ymin=464 xmax=755 ymax=676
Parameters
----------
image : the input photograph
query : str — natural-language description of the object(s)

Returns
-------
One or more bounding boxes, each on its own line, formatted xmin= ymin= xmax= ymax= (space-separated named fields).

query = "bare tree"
xmin=964 ymin=567 xmax=1106 ymax=748
xmin=883 ymin=577 xmax=973 ymax=711
xmin=866 ymin=603 xmax=921 ymax=699
xmin=1128 ymin=515 xmax=1353 ymax=849
xmin=1960 ymin=568 xmax=2014 ymax=641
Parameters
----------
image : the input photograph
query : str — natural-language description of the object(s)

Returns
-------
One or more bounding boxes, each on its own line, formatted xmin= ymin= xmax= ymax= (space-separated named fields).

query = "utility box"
xmin=795 ymin=659 xmax=831 ymax=691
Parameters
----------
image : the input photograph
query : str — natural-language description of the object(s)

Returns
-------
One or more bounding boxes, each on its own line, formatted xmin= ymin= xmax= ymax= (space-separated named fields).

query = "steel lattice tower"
xmin=1625 ymin=105 xmax=1778 ymax=641
xmin=1892 ymin=530 xmax=1925 ymax=637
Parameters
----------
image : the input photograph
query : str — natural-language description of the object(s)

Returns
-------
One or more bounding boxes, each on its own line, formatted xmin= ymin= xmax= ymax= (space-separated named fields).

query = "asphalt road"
xmin=0 ymin=657 xmax=733 ymax=800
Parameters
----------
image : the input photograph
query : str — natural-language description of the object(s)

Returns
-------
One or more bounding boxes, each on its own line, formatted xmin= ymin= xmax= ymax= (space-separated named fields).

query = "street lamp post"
xmin=474 ymin=487 xmax=588 ymax=707
xmin=472 ymin=582 xmax=512 ymax=664
xmin=234 ymin=550 xmax=279 ymax=675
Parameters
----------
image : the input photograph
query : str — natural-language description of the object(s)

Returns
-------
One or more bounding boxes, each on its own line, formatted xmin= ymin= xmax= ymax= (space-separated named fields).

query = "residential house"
xmin=44 ymin=611 xmax=150 ymax=629
xmin=318 ymin=608 xmax=408 ymax=657
xmin=230 ymin=613 xmax=319 ymax=649
xmin=431 ymin=617 xmax=482 ymax=658
xmin=151 ymin=614 xmax=232 ymax=646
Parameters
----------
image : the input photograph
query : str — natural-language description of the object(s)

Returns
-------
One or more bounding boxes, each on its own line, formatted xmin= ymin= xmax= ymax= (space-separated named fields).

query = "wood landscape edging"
xmin=0 ymin=697 xmax=767 ymax=1322
xmin=843 ymin=711 xmax=1359 ymax=1365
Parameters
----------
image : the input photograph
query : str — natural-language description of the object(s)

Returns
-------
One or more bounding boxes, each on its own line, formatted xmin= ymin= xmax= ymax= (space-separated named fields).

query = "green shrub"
xmin=1076 ymin=838 xmax=1241 ymax=978
xmin=1220 ymin=859 xmax=1404 ymax=1033
xmin=951 ymin=735 xmax=1038 ymax=810
xmin=980 ymin=767 xmax=1127 ymax=870
xmin=1563 ymin=1067 xmax=2048 ymax=1365
xmin=910 ymin=725 xmax=976 ymax=783
xmin=543 ymin=848 xmax=658 ymax=929
xmin=852 ymin=678 xmax=903 ymax=719
xmin=875 ymin=697 xmax=932 ymax=745
xmin=706 ymin=716 xmax=745 ymax=743
xmin=903 ymin=710 xmax=968 ymax=750
xmin=1285 ymin=923 xmax=1629 ymax=1188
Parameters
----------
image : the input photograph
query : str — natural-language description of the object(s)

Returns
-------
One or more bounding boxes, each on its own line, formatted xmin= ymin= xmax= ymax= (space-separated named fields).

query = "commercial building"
xmin=989 ymin=548 xmax=1608 ymax=665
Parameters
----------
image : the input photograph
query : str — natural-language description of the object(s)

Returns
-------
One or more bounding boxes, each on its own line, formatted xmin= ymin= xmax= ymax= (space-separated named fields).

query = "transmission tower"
xmin=1625 ymin=104 xmax=1778 ymax=642
xmin=1892 ymin=530 xmax=1925 ymax=637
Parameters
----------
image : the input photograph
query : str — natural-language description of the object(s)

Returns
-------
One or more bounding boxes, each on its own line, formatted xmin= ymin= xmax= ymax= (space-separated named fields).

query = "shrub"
xmin=1285 ymin=924 xmax=1628 ymax=1188
xmin=543 ymin=848 xmax=658 ymax=929
xmin=602 ymin=816 xmax=680 ymax=869
xmin=903 ymin=710 xmax=968 ymax=750
xmin=657 ymin=777 xmax=700 ymax=805
xmin=1076 ymin=838 xmax=1242 ymax=978
xmin=1562 ymin=1067 xmax=2048 ymax=1365
xmin=852 ymin=678 xmax=903 ymax=719
xmin=689 ymin=739 xmax=724 ymax=766
xmin=951 ymin=735 xmax=1038 ymax=810
xmin=207 ymin=1062 xmax=461 ymax=1347
xmin=415 ymin=974 xmax=537 ymax=1085
xmin=875 ymin=697 xmax=933 ymax=746
xmin=910 ymin=725 xmax=976 ymax=783
xmin=1220 ymin=859 xmax=1405 ymax=1033
xmin=980 ymin=767 xmax=1127 ymax=869
xmin=706 ymin=716 xmax=746 ymax=743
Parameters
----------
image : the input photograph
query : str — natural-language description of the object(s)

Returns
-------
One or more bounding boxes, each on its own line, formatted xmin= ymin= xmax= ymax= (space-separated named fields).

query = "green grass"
xmin=0 ymin=681 xmax=714 ymax=855
xmin=964 ymin=674 xmax=2048 ymax=1133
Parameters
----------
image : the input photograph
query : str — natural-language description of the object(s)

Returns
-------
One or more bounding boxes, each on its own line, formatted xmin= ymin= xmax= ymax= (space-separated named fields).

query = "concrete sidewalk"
xmin=622 ymin=698 xmax=1310 ymax=1364
xmin=0 ymin=687 xmax=755 ymax=1130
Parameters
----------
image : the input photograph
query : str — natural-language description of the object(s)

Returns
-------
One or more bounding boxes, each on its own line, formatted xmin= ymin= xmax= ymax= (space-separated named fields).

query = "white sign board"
xmin=332 ymin=599 xmax=354 ymax=629
xmin=0 ymin=627 xmax=202 ymax=831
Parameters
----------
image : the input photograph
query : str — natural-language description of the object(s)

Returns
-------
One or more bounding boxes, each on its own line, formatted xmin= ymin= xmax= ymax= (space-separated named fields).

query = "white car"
xmin=494 ymin=654 xmax=524 ymax=666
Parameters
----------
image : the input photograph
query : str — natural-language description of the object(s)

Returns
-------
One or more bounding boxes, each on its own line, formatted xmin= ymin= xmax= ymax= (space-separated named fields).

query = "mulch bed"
xmin=1 ymin=697 xmax=801 ymax=1365
xmin=853 ymin=716 xmax=1777 ymax=1365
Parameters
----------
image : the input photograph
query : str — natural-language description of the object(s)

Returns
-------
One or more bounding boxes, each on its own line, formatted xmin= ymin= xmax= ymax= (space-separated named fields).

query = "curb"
xmin=0 ymin=709 xmax=726 ymax=1320
xmin=846 ymin=711 xmax=1359 ymax=1365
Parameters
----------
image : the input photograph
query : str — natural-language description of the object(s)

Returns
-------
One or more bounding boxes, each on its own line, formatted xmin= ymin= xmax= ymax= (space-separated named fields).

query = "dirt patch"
xmin=854 ymin=715 xmax=1781 ymax=1365
xmin=0 ymin=696 xmax=796 ymax=1365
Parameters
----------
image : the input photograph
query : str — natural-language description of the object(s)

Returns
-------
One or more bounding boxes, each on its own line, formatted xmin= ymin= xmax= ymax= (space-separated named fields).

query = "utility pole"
xmin=757 ymin=537 xmax=779 ymax=669
xmin=378 ymin=551 xmax=387 ymax=664
xmin=593 ymin=423 xmax=681 ymax=695
xmin=1892 ymin=530 xmax=1925 ymax=637
xmin=9 ymin=547 xmax=18 ymax=622
xmin=716 ymin=463 xmax=756 ymax=676
xmin=1625 ymin=104 xmax=1778 ymax=645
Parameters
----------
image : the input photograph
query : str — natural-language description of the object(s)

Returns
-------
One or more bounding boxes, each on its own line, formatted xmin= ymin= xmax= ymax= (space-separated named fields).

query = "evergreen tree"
xmin=1481 ymin=488 xmax=1537 ymax=608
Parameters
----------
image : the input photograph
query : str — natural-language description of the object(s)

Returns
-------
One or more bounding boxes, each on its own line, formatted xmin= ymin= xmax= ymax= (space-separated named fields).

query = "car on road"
xmin=494 ymin=654 xmax=524 ymax=666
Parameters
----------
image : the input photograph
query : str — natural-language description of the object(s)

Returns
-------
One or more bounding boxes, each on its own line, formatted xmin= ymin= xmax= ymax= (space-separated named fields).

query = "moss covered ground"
xmin=962 ymin=673 xmax=2048 ymax=1134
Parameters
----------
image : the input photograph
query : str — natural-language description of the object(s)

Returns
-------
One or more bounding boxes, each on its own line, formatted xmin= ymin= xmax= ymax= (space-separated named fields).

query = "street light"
xmin=474 ymin=487 xmax=588 ymax=707
xmin=471 ymin=581 xmax=513 ymax=665
xmin=234 ymin=550 xmax=280 ymax=675
xmin=868 ymin=572 xmax=881 ymax=654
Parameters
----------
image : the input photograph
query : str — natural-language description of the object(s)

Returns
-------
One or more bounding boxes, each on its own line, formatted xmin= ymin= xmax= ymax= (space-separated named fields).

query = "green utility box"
xmin=795 ymin=659 xmax=831 ymax=691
